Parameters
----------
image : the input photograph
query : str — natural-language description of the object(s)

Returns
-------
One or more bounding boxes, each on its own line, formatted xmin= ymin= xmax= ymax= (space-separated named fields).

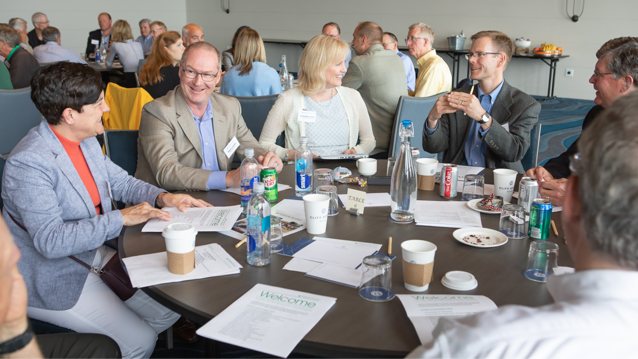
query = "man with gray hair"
xmin=27 ymin=12 xmax=48 ymax=49
xmin=135 ymin=18 xmax=153 ymax=55
xmin=342 ymin=21 xmax=407 ymax=157
xmin=9 ymin=18 xmax=33 ymax=54
xmin=321 ymin=22 xmax=352 ymax=69
xmin=181 ymin=23 xmax=204 ymax=47
xmin=408 ymin=90 xmax=638 ymax=358
xmin=33 ymin=27 xmax=86 ymax=64
xmin=526 ymin=38 xmax=638 ymax=205
xmin=407 ymin=22 xmax=451 ymax=97
xmin=0 ymin=24 xmax=39 ymax=88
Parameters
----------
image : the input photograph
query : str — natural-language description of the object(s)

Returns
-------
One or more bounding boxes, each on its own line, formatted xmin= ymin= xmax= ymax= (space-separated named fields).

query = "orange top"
xmin=50 ymin=125 xmax=101 ymax=215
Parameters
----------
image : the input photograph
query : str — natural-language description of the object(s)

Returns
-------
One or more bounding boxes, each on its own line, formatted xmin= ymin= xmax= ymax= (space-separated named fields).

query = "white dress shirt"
xmin=407 ymin=270 xmax=638 ymax=359
xmin=33 ymin=41 xmax=87 ymax=64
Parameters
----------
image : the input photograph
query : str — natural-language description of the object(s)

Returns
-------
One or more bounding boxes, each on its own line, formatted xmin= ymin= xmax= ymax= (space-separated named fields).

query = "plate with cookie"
xmin=453 ymin=228 xmax=508 ymax=248
xmin=467 ymin=194 xmax=507 ymax=215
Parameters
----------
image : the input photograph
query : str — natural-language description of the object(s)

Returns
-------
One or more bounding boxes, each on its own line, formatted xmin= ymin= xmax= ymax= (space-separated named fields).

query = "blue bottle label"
xmin=262 ymin=216 xmax=271 ymax=232
xmin=296 ymin=172 xmax=311 ymax=189
xmin=248 ymin=234 xmax=256 ymax=252
xmin=296 ymin=159 xmax=307 ymax=171
xmin=241 ymin=176 xmax=260 ymax=203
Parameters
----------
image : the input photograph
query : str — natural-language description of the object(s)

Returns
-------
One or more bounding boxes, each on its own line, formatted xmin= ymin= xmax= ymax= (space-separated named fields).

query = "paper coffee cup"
xmin=416 ymin=158 xmax=438 ymax=176
xmin=401 ymin=240 xmax=437 ymax=291
xmin=162 ymin=223 xmax=197 ymax=275
xmin=303 ymin=194 xmax=330 ymax=234
xmin=356 ymin=158 xmax=377 ymax=176
xmin=493 ymin=169 xmax=518 ymax=203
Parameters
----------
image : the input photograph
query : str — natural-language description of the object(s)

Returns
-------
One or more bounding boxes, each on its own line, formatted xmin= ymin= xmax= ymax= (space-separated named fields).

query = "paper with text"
xmin=293 ymin=237 xmax=381 ymax=269
xmin=415 ymin=201 xmax=482 ymax=228
xmin=142 ymin=206 xmax=242 ymax=232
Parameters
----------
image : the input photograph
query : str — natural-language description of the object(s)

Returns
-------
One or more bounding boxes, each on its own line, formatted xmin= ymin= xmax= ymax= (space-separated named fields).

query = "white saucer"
xmin=453 ymin=228 xmax=508 ymax=248
xmin=466 ymin=198 xmax=508 ymax=215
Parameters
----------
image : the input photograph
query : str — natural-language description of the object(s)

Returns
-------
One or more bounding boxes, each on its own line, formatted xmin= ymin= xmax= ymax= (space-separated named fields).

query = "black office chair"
xmin=0 ymin=158 xmax=4 ymax=210
xmin=232 ymin=94 xmax=285 ymax=163
xmin=0 ymin=88 xmax=43 ymax=159
xmin=521 ymin=122 xmax=543 ymax=172
xmin=388 ymin=94 xmax=447 ymax=159
xmin=104 ymin=130 xmax=139 ymax=210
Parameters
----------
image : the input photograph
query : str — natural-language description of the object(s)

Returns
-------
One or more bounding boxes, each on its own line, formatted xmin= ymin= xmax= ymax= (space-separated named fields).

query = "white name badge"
xmin=91 ymin=39 xmax=99 ymax=45
xmin=223 ymin=136 xmax=240 ymax=159
xmin=297 ymin=109 xmax=317 ymax=123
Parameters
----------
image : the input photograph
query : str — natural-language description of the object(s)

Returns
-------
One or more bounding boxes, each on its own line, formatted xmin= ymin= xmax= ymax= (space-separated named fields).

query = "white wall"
xmin=1 ymin=0 xmax=187 ymax=56
xmin=185 ymin=0 xmax=638 ymax=100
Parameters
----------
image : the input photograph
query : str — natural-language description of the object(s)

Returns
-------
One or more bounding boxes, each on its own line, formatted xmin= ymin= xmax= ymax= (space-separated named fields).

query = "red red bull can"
xmin=439 ymin=164 xmax=458 ymax=198
xmin=260 ymin=167 xmax=278 ymax=202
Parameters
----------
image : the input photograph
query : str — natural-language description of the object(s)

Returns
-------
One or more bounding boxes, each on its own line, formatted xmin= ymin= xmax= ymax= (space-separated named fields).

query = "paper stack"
xmin=415 ymin=201 xmax=482 ymax=228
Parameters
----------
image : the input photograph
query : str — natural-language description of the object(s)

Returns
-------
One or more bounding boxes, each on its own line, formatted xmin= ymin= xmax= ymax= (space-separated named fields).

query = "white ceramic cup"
xmin=416 ymin=158 xmax=439 ymax=176
xmin=356 ymin=158 xmax=377 ymax=176
xmin=303 ymin=194 xmax=330 ymax=234
xmin=493 ymin=169 xmax=518 ymax=202
xmin=162 ymin=223 xmax=198 ymax=275
xmin=401 ymin=240 xmax=437 ymax=291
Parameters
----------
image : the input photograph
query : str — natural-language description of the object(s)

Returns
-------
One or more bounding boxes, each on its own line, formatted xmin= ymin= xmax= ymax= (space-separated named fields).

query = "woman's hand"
xmin=343 ymin=148 xmax=357 ymax=155
xmin=156 ymin=193 xmax=212 ymax=212
xmin=120 ymin=202 xmax=171 ymax=226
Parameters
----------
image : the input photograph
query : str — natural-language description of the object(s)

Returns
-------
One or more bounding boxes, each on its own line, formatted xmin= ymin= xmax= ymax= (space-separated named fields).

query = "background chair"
xmin=102 ymin=83 xmax=153 ymax=130
xmin=104 ymin=130 xmax=139 ymax=210
xmin=388 ymin=93 xmax=447 ymax=159
xmin=231 ymin=94 xmax=284 ymax=162
xmin=521 ymin=122 xmax=542 ymax=172
xmin=0 ymin=158 xmax=4 ymax=210
xmin=0 ymin=88 xmax=43 ymax=159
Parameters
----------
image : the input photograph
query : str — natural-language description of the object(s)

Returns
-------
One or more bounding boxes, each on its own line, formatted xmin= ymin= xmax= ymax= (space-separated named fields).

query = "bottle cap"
xmin=253 ymin=182 xmax=264 ymax=193
xmin=299 ymin=136 xmax=308 ymax=145
xmin=245 ymin=148 xmax=254 ymax=158
xmin=402 ymin=120 xmax=412 ymax=127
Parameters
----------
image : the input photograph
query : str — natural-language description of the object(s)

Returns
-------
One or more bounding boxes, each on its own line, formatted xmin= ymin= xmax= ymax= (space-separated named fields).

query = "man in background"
xmin=181 ymin=24 xmax=204 ymax=47
xmin=0 ymin=24 xmax=39 ymax=89
xmin=8 ymin=18 xmax=32 ymax=54
xmin=407 ymin=22 xmax=451 ymax=97
xmin=33 ymin=27 xmax=86 ymax=64
xmin=322 ymin=22 xmax=352 ymax=69
xmin=382 ymin=31 xmax=415 ymax=92
xmin=150 ymin=21 xmax=167 ymax=41
xmin=27 ymin=12 xmax=48 ymax=49
xmin=85 ymin=12 xmax=111 ymax=58
xmin=135 ymin=18 xmax=153 ymax=56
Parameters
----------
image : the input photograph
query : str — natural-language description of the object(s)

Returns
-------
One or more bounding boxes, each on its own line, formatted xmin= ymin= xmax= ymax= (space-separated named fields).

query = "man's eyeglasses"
xmin=569 ymin=152 xmax=581 ymax=174
xmin=465 ymin=52 xmax=501 ymax=60
xmin=181 ymin=67 xmax=219 ymax=82
xmin=405 ymin=37 xmax=426 ymax=44
xmin=592 ymin=71 xmax=613 ymax=79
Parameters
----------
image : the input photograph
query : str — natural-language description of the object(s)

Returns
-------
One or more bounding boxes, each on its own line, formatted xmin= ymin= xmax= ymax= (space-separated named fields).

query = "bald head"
xmin=351 ymin=21 xmax=383 ymax=55
xmin=182 ymin=23 xmax=204 ymax=47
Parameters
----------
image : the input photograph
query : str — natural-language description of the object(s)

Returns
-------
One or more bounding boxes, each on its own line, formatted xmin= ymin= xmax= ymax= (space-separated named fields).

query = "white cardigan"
xmin=259 ymin=87 xmax=376 ymax=159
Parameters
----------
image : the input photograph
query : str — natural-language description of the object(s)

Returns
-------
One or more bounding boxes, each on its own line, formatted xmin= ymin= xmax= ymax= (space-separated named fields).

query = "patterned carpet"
xmin=532 ymin=96 xmax=596 ymax=167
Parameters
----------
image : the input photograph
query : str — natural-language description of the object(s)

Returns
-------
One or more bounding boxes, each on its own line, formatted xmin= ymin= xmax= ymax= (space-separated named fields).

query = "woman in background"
xmin=221 ymin=25 xmax=250 ymax=71
xmin=106 ymin=20 xmax=144 ymax=88
xmin=220 ymin=28 xmax=282 ymax=97
xmin=139 ymin=31 xmax=184 ymax=98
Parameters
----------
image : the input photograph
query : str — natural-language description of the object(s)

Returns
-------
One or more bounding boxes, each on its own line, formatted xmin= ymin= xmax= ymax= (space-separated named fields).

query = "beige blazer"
xmin=135 ymin=86 xmax=266 ymax=190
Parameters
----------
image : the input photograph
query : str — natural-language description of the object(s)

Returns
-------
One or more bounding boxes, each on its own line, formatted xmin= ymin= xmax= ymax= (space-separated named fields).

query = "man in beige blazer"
xmin=135 ymin=42 xmax=282 ymax=191
xmin=342 ymin=21 xmax=408 ymax=158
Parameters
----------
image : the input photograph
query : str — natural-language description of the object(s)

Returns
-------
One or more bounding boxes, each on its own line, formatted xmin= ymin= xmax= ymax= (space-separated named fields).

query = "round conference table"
xmin=119 ymin=160 xmax=571 ymax=358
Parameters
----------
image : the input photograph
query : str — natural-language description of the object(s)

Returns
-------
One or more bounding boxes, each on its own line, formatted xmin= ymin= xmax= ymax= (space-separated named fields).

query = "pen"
xmin=388 ymin=237 xmax=392 ymax=255
xmin=551 ymin=220 xmax=559 ymax=237
xmin=464 ymin=83 xmax=475 ymax=116
xmin=235 ymin=236 xmax=247 ymax=248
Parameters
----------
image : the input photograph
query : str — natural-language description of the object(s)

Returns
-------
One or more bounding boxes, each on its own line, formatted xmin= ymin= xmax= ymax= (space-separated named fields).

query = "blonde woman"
xmin=220 ymin=28 xmax=282 ymax=96
xmin=106 ymin=20 xmax=144 ymax=87
xmin=259 ymin=35 xmax=375 ymax=159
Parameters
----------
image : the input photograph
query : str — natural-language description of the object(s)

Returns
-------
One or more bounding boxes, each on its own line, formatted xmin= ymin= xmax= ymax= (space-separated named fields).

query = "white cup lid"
xmin=441 ymin=271 xmax=478 ymax=291
xmin=162 ymin=223 xmax=197 ymax=238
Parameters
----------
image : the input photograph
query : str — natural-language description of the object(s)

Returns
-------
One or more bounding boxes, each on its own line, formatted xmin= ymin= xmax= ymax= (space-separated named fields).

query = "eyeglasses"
xmin=181 ymin=67 xmax=219 ymax=82
xmin=569 ymin=152 xmax=581 ymax=174
xmin=465 ymin=52 xmax=501 ymax=60
xmin=592 ymin=71 xmax=613 ymax=79
xmin=405 ymin=37 xmax=426 ymax=44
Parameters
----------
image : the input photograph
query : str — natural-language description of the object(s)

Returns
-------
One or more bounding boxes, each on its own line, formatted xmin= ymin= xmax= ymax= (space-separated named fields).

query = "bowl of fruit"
xmin=533 ymin=43 xmax=563 ymax=56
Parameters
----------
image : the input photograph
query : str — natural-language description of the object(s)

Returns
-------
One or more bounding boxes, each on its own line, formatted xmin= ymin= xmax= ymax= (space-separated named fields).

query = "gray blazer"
xmin=422 ymin=81 xmax=540 ymax=173
xmin=1 ymin=121 xmax=164 ymax=310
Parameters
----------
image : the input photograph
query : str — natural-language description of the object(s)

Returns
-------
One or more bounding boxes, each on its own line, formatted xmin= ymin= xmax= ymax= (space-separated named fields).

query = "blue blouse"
xmin=220 ymin=62 xmax=283 ymax=97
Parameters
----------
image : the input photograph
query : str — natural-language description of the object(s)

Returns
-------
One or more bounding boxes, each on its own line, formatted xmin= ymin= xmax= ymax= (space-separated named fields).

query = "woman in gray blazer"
xmin=1 ymin=62 xmax=210 ymax=359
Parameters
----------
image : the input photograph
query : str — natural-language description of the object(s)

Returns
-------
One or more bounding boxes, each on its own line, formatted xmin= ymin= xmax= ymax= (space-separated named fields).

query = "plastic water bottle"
xmin=240 ymin=148 xmax=260 ymax=213
xmin=295 ymin=136 xmax=313 ymax=196
xmin=279 ymin=55 xmax=289 ymax=90
xmin=100 ymin=45 xmax=107 ymax=63
xmin=247 ymin=182 xmax=271 ymax=266
xmin=94 ymin=45 xmax=101 ymax=62
xmin=390 ymin=120 xmax=417 ymax=223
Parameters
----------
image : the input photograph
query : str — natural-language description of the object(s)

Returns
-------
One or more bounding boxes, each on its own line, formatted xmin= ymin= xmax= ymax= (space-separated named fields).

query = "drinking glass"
xmin=270 ymin=217 xmax=284 ymax=253
xmin=359 ymin=254 xmax=395 ymax=302
xmin=461 ymin=174 xmax=485 ymax=200
xmin=313 ymin=168 xmax=333 ymax=189
xmin=315 ymin=185 xmax=339 ymax=216
xmin=499 ymin=204 xmax=526 ymax=239
xmin=523 ymin=240 xmax=559 ymax=282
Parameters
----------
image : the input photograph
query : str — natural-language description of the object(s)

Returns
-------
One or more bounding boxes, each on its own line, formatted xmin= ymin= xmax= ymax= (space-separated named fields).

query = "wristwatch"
xmin=0 ymin=325 xmax=34 ymax=355
xmin=478 ymin=112 xmax=491 ymax=124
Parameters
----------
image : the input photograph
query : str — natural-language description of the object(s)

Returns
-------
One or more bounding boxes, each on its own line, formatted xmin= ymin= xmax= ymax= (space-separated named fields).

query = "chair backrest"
xmin=102 ymin=83 xmax=153 ymax=130
xmin=104 ymin=130 xmax=139 ymax=176
xmin=0 ymin=88 xmax=43 ymax=157
xmin=0 ymin=157 xmax=5 ymax=210
xmin=231 ymin=94 xmax=284 ymax=163
xmin=388 ymin=94 xmax=447 ymax=159
xmin=138 ymin=59 xmax=146 ymax=73
xmin=521 ymin=122 xmax=542 ymax=172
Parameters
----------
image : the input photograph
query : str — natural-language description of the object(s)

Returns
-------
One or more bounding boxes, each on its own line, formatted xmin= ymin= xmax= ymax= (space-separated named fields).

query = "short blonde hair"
xmin=111 ymin=20 xmax=134 ymax=43
xmin=298 ymin=35 xmax=350 ymax=96
xmin=234 ymin=28 xmax=266 ymax=76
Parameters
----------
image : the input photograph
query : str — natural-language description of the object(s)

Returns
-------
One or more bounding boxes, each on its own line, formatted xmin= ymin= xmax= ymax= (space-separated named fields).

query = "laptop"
xmin=315 ymin=154 xmax=369 ymax=161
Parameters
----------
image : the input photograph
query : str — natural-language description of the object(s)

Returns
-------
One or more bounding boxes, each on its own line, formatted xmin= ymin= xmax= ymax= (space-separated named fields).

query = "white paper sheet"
xmin=337 ymin=192 xmax=391 ymax=207
xmin=122 ymin=243 xmax=242 ymax=288
xmin=282 ymin=258 xmax=322 ymax=273
xmin=220 ymin=184 xmax=291 ymax=195
xmin=142 ymin=206 xmax=242 ymax=232
xmin=293 ymin=237 xmax=381 ymax=269
xmin=196 ymin=284 xmax=336 ymax=358
xmin=305 ymin=263 xmax=380 ymax=288
xmin=397 ymin=294 xmax=497 ymax=345
xmin=415 ymin=201 xmax=483 ymax=228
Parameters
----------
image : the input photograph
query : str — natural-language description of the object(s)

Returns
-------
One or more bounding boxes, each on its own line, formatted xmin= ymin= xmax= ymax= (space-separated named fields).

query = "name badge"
xmin=223 ymin=136 xmax=240 ymax=159
xmin=297 ymin=109 xmax=317 ymax=123
xmin=91 ymin=39 xmax=99 ymax=45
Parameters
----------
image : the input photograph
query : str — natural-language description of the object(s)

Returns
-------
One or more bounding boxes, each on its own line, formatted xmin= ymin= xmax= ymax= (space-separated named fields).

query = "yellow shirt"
xmin=409 ymin=49 xmax=452 ymax=98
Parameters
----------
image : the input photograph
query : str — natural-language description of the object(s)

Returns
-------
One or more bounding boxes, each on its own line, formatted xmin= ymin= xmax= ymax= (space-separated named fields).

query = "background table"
xmin=87 ymin=60 xmax=123 ymax=72
xmin=119 ymin=160 xmax=570 ymax=357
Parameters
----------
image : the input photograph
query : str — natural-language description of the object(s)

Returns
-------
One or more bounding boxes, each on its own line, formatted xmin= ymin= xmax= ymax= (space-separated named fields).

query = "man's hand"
xmin=120 ymin=202 xmax=171 ymax=226
xmin=427 ymin=94 xmax=457 ymax=129
xmin=156 ymin=193 xmax=212 ymax=212
xmin=539 ymin=178 xmax=568 ymax=207
xmin=258 ymin=151 xmax=284 ymax=173
xmin=525 ymin=166 xmax=555 ymax=183
xmin=225 ymin=168 xmax=242 ymax=188
xmin=447 ymin=92 xmax=484 ymax=122
xmin=343 ymin=148 xmax=357 ymax=154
